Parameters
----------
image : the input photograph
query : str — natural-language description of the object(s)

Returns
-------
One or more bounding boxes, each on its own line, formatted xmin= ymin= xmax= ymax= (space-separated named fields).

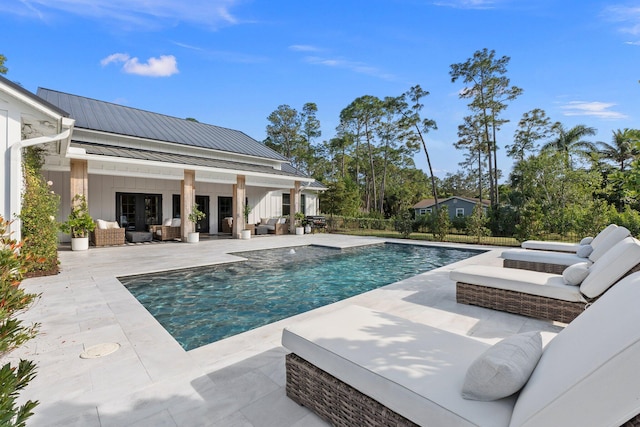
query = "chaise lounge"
xmin=502 ymin=225 xmax=630 ymax=274
xmin=451 ymin=236 xmax=640 ymax=323
xmin=283 ymin=271 xmax=640 ymax=426
xmin=519 ymin=223 xmax=618 ymax=253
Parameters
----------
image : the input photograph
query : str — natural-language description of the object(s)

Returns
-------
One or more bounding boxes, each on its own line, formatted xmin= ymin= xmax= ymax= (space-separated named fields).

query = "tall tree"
xmin=265 ymin=104 xmax=301 ymax=161
xmin=596 ymin=128 xmax=640 ymax=172
xmin=541 ymin=123 xmax=597 ymax=167
xmin=508 ymin=108 xmax=552 ymax=162
xmin=455 ymin=115 xmax=485 ymax=202
xmin=397 ymin=85 xmax=438 ymax=213
xmin=450 ymin=48 xmax=522 ymax=207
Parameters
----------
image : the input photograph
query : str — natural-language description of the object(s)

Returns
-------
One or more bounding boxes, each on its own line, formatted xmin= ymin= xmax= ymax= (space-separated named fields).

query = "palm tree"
xmin=597 ymin=128 xmax=640 ymax=172
xmin=541 ymin=123 xmax=597 ymax=167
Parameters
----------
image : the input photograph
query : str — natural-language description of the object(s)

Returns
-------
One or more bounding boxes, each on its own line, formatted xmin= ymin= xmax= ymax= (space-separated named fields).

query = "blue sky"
xmin=2 ymin=0 xmax=639 ymax=180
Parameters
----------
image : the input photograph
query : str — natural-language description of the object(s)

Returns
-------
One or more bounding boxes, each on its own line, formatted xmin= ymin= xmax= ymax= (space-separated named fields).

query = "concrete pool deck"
xmin=6 ymin=234 xmax=563 ymax=426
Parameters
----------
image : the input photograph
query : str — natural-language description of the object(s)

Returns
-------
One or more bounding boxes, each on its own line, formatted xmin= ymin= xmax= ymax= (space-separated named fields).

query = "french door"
xmin=218 ymin=196 xmax=233 ymax=233
xmin=116 ymin=193 xmax=162 ymax=231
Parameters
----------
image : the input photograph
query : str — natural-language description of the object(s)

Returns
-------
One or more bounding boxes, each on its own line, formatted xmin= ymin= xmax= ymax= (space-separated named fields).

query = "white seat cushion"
xmin=588 ymin=226 xmax=630 ymax=262
xmin=508 ymin=271 xmax=640 ymax=427
xmin=589 ymin=223 xmax=618 ymax=249
xmin=283 ymin=306 xmax=515 ymax=427
xmin=520 ymin=241 xmax=581 ymax=253
xmin=580 ymin=237 xmax=640 ymax=299
xmin=450 ymin=265 xmax=587 ymax=303
xmin=502 ymin=249 xmax=587 ymax=268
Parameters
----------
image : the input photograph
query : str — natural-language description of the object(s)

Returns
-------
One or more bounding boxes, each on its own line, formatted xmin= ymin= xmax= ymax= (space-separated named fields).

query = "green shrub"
xmin=394 ymin=211 xmax=413 ymax=238
xmin=19 ymin=147 xmax=60 ymax=276
xmin=0 ymin=216 xmax=39 ymax=426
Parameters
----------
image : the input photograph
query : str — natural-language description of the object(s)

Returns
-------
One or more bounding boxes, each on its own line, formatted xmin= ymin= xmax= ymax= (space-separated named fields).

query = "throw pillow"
xmin=462 ymin=331 xmax=543 ymax=401
xmin=96 ymin=219 xmax=107 ymax=230
xmin=580 ymin=236 xmax=593 ymax=245
xmin=163 ymin=218 xmax=172 ymax=226
xmin=562 ymin=262 xmax=590 ymax=286
xmin=171 ymin=218 xmax=181 ymax=227
xmin=576 ymin=244 xmax=593 ymax=258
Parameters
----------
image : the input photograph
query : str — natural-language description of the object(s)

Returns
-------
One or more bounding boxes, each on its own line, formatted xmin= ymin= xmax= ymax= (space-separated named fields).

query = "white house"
xmin=0 ymin=75 xmax=324 ymax=241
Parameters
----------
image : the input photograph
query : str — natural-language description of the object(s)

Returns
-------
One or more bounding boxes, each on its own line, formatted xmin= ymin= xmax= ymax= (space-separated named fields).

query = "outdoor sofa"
xmin=256 ymin=217 xmax=288 ymax=235
xmin=502 ymin=225 xmax=630 ymax=274
xmin=450 ymin=236 xmax=640 ymax=323
xmin=519 ymin=223 xmax=618 ymax=253
xmin=91 ymin=219 xmax=125 ymax=246
xmin=282 ymin=271 xmax=640 ymax=426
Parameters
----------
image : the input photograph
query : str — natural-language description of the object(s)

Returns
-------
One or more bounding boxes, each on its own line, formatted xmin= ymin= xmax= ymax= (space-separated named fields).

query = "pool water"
xmin=119 ymin=243 xmax=481 ymax=350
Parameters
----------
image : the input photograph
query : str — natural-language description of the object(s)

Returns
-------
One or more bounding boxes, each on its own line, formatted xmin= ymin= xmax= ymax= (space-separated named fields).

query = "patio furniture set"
xmin=282 ymin=224 xmax=640 ymax=426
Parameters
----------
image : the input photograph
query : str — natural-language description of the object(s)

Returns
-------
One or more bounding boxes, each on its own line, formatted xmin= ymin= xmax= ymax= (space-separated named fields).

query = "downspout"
xmin=9 ymin=117 xmax=74 ymax=240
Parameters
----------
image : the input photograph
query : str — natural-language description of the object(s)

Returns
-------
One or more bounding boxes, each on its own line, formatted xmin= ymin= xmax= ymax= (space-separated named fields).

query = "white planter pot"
xmin=241 ymin=229 xmax=251 ymax=240
xmin=187 ymin=232 xmax=200 ymax=243
xmin=71 ymin=236 xmax=89 ymax=251
xmin=304 ymin=225 xmax=312 ymax=234
xmin=295 ymin=226 xmax=304 ymax=235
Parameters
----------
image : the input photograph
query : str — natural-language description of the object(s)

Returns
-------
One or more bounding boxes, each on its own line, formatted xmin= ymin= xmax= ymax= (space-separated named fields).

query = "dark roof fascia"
xmin=0 ymin=75 xmax=69 ymax=117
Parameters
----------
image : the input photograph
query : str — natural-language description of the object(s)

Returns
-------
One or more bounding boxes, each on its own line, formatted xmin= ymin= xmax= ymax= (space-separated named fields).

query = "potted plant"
xmin=294 ymin=212 xmax=305 ymax=235
xmin=187 ymin=204 xmax=206 ymax=243
xmin=241 ymin=204 xmax=252 ymax=239
xmin=59 ymin=194 xmax=95 ymax=251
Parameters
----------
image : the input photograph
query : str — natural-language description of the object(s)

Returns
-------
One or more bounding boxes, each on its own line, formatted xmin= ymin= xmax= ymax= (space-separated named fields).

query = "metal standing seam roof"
xmin=71 ymin=141 xmax=310 ymax=180
xmin=36 ymin=87 xmax=288 ymax=162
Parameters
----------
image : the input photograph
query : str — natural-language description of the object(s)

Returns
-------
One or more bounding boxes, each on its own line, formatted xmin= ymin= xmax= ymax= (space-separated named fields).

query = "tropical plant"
xmin=541 ymin=123 xmax=597 ymax=167
xmin=596 ymin=128 xmax=640 ymax=172
xmin=59 ymin=195 xmax=95 ymax=238
xmin=0 ymin=216 xmax=39 ymax=426
xmin=243 ymin=204 xmax=252 ymax=223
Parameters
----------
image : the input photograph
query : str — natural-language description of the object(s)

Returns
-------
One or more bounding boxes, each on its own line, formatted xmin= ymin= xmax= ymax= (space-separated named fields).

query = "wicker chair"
xmin=149 ymin=224 xmax=181 ymax=241
xmin=91 ymin=228 xmax=125 ymax=246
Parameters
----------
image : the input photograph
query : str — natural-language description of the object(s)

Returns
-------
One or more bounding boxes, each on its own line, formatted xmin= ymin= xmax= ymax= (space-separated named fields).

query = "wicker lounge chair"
xmin=91 ymin=227 xmax=125 ymax=246
xmin=520 ymin=223 xmax=618 ymax=253
xmin=150 ymin=218 xmax=181 ymax=241
xmin=283 ymin=271 xmax=640 ymax=426
xmin=451 ymin=237 xmax=640 ymax=323
xmin=91 ymin=219 xmax=125 ymax=246
xmin=502 ymin=225 xmax=631 ymax=274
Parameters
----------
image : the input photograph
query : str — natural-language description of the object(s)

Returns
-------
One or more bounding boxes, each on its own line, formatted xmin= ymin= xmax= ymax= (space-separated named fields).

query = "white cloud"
xmin=304 ymin=56 xmax=395 ymax=81
xmin=560 ymin=101 xmax=627 ymax=120
xmin=603 ymin=4 xmax=640 ymax=36
xmin=5 ymin=0 xmax=242 ymax=29
xmin=101 ymin=53 xmax=179 ymax=77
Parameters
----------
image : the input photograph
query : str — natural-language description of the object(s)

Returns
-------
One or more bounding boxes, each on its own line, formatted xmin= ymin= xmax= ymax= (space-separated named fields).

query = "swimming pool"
xmin=119 ymin=243 xmax=481 ymax=350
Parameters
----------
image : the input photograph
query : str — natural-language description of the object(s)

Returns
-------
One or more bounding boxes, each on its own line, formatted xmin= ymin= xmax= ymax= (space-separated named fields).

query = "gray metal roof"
xmin=71 ymin=141 xmax=308 ymax=179
xmin=37 ymin=87 xmax=287 ymax=162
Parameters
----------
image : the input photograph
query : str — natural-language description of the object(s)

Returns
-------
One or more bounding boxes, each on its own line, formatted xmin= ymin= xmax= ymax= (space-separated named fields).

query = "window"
xmin=282 ymin=193 xmax=290 ymax=216
xmin=456 ymin=208 xmax=465 ymax=217
xmin=300 ymin=194 xmax=306 ymax=215
xmin=426 ymin=208 xmax=432 ymax=213
xmin=419 ymin=209 xmax=427 ymax=215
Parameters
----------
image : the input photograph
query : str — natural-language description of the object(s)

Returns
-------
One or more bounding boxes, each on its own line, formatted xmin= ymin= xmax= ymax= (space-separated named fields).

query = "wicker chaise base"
xmin=285 ymin=353 xmax=418 ymax=427
xmin=503 ymin=258 xmax=567 ymax=274
xmin=456 ymin=282 xmax=587 ymax=324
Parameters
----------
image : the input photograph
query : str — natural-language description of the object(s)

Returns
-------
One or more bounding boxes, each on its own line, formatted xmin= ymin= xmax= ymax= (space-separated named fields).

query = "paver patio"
xmin=6 ymin=234 xmax=563 ymax=426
